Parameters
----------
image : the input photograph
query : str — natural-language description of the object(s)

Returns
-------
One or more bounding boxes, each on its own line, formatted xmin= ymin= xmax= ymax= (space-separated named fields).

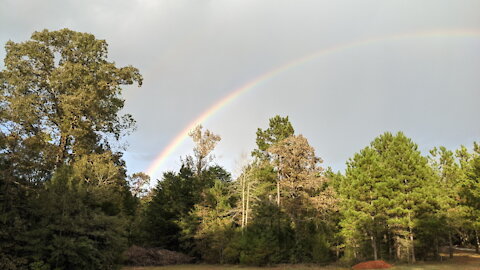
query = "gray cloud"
xmin=1 ymin=0 xmax=479 ymax=181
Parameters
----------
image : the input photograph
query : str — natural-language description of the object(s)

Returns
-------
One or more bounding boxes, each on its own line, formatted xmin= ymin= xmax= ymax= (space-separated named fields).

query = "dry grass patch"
xmin=123 ymin=252 xmax=480 ymax=270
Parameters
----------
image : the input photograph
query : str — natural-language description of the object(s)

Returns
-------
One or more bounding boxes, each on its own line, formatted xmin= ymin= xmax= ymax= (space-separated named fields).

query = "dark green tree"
xmin=338 ymin=132 xmax=439 ymax=263
xmin=27 ymin=159 xmax=129 ymax=270
xmin=371 ymin=132 xmax=437 ymax=262
xmin=142 ymin=165 xmax=198 ymax=249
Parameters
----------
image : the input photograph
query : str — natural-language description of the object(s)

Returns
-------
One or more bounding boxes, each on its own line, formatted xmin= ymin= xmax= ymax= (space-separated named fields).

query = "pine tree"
xmin=338 ymin=147 xmax=386 ymax=261
xmin=427 ymin=146 xmax=466 ymax=258
xmin=459 ymin=143 xmax=480 ymax=253
xmin=338 ymin=132 xmax=439 ymax=262
xmin=252 ymin=115 xmax=294 ymax=160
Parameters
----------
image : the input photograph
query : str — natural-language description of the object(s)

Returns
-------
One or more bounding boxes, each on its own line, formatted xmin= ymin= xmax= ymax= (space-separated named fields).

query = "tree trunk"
xmin=276 ymin=179 xmax=280 ymax=206
xmin=396 ymin=236 xmax=401 ymax=261
xmin=56 ymin=133 xmax=68 ymax=166
xmin=387 ymin=232 xmax=393 ymax=260
xmin=241 ymin=174 xmax=245 ymax=230
xmin=196 ymin=158 xmax=203 ymax=176
xmin=475 ymin=229 xmax=480 ymax=254
xmin=246 ymin=182 xmax=250 ymax=227
xmin=448 ymin=230 xmax=454 ymax=259
xmin=371 ymin=234 xmax=378 ymax=260
xmin=434 ymin=236 xmax=440 ymax=260
xmin=410 ymin=231 xmax=416 ymax=263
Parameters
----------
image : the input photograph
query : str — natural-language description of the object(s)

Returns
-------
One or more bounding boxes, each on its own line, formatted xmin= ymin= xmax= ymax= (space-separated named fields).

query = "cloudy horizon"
xmin=1 ymin=0 xmax=479 ymax=182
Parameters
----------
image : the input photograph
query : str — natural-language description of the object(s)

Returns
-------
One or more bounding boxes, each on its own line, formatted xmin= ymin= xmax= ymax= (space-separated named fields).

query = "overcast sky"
xmin=1 ymin=0 xmax=479 ymax=182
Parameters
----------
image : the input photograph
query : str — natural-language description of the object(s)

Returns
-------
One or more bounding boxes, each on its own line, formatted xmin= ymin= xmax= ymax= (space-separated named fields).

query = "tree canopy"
xmin=0 ymin=29 xmax=142 ymax=269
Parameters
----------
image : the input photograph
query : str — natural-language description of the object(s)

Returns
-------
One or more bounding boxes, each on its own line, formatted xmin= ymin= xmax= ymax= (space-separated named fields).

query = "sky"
xmin=1 ymin=0 xmax=479 ymax=183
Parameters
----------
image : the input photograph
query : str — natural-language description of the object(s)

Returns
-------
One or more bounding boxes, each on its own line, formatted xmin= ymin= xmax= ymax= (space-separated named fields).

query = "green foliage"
xmin=459 ymin=143 xmax=480 ymax=249
xmin=252 ymin=115 xmax=294 ymax=160
xmin=142 ymin=165 xmax=197 ymax=249
xmin=0 ymin=29 xmax=141 ymax=269
xmin=224 ymin=193 xmax=335 ymax=265
xmin=338 ymin=132 xmax=441 ymax=262
xmin=311 ymin=232 xmax=332 ymax=263
xmin=190 ymin=180 xmax=236 ymax=263
xmin=0 ymin=171 xmax=33 ymax=269
xmin=141 ymin=164 xmax=232 ymax=253
xmin=232 ymin=201 xmax=295 ymax=265
xmin=0 ymin=29 xmax=142 ymax=167
xmin=25 ymin=161 xmax=130 ymax=270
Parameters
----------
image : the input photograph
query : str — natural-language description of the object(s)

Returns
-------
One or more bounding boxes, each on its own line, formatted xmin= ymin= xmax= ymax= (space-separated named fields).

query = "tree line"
xmin=1 ymin=29 xmax=479 ymax=269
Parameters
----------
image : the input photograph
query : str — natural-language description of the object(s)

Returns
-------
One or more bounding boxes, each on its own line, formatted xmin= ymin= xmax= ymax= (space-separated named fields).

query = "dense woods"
xmin=1 ymin=29 xmax=479 ymax=269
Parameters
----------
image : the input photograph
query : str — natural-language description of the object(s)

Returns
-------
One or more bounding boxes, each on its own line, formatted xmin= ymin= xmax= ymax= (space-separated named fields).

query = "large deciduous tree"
xmin=0 ymin=28 xmax=142 ymax=171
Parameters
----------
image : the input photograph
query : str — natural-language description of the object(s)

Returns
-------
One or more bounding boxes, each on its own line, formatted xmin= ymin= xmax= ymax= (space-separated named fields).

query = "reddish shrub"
xmin=352 ymin=260 xmax=393 ymax=269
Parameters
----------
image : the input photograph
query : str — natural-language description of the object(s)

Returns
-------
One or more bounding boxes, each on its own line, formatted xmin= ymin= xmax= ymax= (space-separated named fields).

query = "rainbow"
xmin=146 ymin=29 xmax=480 ymax=178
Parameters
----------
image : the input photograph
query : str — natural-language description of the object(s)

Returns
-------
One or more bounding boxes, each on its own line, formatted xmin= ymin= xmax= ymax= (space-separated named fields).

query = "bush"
xmin=123 ymin=245 xmax=194 ymax=266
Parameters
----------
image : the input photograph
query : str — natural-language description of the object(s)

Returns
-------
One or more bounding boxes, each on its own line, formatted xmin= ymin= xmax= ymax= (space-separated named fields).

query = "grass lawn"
xmin=122 ymin=251 xmax=480 ymax=270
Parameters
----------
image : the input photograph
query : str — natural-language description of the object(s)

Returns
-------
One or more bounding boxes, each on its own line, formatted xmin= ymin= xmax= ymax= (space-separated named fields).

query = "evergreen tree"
xmin=142 ymin=126 xmax=230 ymax=255
xmin=371 ymin=132 xmax=437 ymax=262
xmin=338 ymin=147 xmax=386 ymax=261
xmin=338 ymin=132 xmax=439 ymax=262
xmin=142 ymin=165 xmax=198 ymax=250
xmin=459 ymin=143 xmax=480 ymax=253
xmin=190 ymin=180 xmax=236 ymax=263
xmin=27 ymin=160 xmax=129 ymax=270
xmin=427 ymin=146 xmax=466 ymax=258
xmin=252 ymin=115 xmax=294 ymax=160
